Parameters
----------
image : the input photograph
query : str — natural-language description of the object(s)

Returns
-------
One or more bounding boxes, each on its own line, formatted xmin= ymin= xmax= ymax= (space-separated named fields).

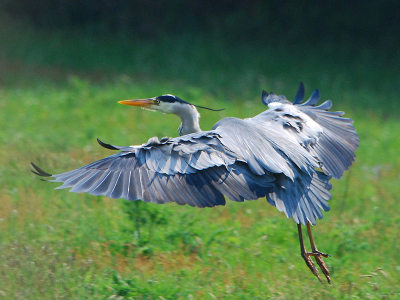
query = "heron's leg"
xmin=298 ymin=224 xmax=322 ymax=282
xmin=306 ymin=222 xmax=331 ymax=283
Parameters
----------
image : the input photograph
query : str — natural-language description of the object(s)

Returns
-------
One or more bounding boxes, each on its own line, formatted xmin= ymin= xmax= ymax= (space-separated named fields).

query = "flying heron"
xmin=32 ymin=83 xmax=359 ymax=283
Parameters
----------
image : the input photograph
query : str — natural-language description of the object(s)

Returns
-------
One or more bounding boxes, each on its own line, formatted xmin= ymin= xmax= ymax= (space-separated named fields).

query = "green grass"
xmin=0 ymin=19 xmax=400 ymax=299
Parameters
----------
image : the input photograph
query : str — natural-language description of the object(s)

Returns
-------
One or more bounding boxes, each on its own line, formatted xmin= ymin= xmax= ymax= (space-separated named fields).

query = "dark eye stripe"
xmin=157 ymin=95 xmax=187 ymax=104
xmin=157 ymin=95 xmax=175 ymax=103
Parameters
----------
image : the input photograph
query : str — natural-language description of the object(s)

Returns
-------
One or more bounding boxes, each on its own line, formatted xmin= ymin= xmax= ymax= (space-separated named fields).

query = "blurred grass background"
xmin=0 ymin=1 xmax=400 ymax=299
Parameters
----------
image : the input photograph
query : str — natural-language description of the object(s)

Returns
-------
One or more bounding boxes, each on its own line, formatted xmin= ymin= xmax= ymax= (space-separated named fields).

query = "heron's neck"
xmin=176 ymin=105 xmax=201 ymax=136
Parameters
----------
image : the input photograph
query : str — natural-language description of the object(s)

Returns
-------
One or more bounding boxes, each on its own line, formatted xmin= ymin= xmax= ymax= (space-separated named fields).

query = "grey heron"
xmin=32 ymin=83 xmax=359 ymax=283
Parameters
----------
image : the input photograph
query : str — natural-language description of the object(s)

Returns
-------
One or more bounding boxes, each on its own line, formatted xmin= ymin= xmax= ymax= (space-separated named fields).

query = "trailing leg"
xmin=306 ymin=222 xmax=331 ymax=283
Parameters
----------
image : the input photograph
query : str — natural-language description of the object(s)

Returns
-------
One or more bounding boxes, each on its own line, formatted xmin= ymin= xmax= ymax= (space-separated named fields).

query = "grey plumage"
xmin=32 ymin=83 xmax=359 ymax=226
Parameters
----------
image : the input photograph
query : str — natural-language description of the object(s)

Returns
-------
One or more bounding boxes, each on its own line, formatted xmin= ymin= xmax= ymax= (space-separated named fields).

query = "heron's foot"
xmin=302 ymin=250 xmax=331 ymax=284
xmin=298 ymin=223 xmax=331 ymax=283
xmin=301 ymin=251 xmax=322 ymax=282
xmin=313 ymin=251 xmax=331 ymax=284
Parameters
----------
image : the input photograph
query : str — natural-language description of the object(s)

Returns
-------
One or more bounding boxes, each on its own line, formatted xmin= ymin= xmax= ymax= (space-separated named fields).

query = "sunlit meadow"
xmin=0 ymin=19 xmax=399 ymax=299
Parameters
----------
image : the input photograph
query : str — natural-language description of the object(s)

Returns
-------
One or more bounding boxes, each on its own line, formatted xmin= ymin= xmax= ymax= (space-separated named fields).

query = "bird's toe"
xmin=314 ymin=254 xmax=331 ymax=284
xmin=301 ymin=251 xmax=322 ymax=282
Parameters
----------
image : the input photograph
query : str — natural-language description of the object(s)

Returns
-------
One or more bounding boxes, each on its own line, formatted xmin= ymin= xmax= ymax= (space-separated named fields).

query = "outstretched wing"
xmin=32 ymin=132 xmax=276 ymax=208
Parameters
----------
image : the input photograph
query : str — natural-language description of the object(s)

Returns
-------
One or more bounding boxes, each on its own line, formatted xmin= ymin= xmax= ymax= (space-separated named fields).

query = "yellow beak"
xmin=118 ymin=98 xmax=157 ymax=107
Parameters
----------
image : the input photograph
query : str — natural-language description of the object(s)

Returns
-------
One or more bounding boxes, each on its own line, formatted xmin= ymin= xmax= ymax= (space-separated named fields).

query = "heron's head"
xmin=118 ymin=94 xmax=192 ymax=114
xmin=118 ymin=94 xmax=223 ymax=115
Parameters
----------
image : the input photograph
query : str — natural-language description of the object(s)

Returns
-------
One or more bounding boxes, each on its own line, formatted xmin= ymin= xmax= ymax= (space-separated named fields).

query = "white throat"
xmin=177 ymin=104 xmax=201 ymax=136
xmin=159 ymin=102 xmax=202 ymax=136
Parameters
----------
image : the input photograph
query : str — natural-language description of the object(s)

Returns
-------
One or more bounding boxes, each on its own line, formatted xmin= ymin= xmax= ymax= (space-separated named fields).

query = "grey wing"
xmin=243 ymin=82 xmax=359 ymax=224
xmin=211 ymin=115 xmax=334 ymax=225
xmin=259 ymin=82 xmax=359 ymax=179
xmin=34 ymin=133 xmax=275 ymax=208
xmin=296 ymin=96 xmax=359 ymax=180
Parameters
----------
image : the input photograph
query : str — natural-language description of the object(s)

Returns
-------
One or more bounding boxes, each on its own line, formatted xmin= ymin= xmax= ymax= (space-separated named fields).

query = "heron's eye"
xmin=154 ymin=98 xmax=160 ymax=105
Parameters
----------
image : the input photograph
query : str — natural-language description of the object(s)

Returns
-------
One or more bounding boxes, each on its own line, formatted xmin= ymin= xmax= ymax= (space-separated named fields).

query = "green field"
xmin=1 ymin=19 xmax=400 ymax=299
